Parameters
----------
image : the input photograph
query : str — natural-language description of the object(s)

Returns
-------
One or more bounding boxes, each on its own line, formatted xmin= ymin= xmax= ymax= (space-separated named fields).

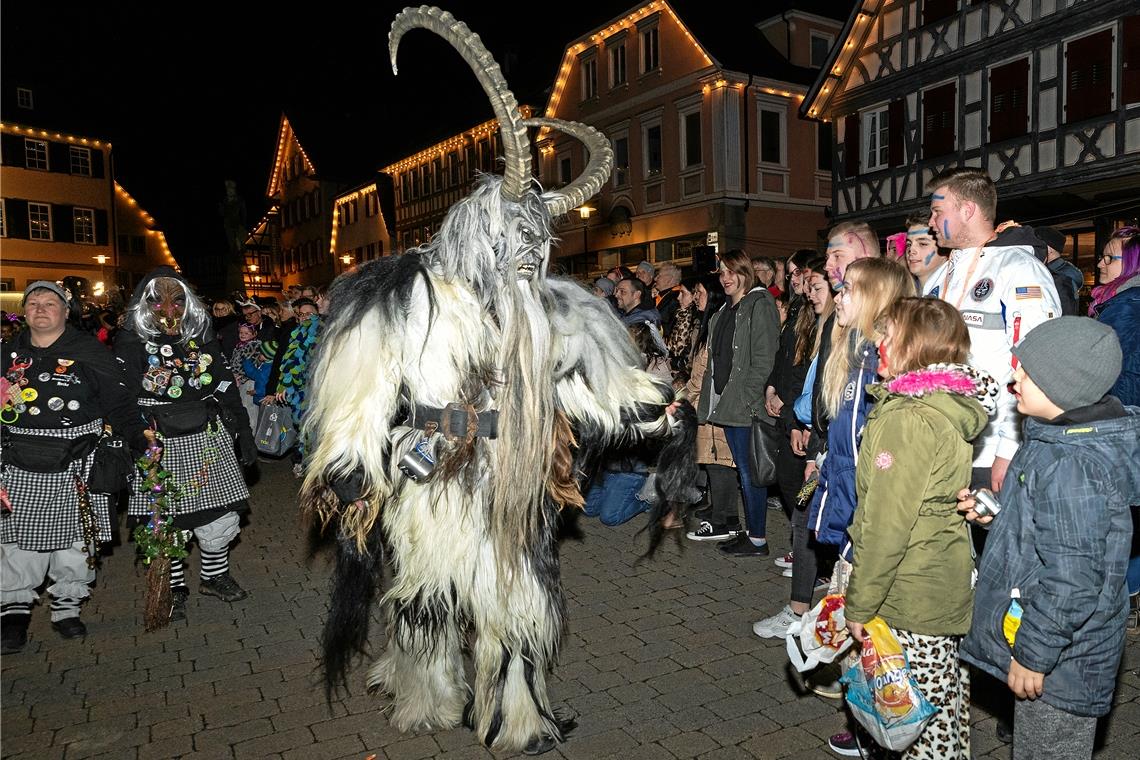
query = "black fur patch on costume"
xmin=483 ymin=644 xmax=512 ymax=747
xmin=316 ymin=253 xmax=436 ymax=366
xmin=389 ymin=585 xmax=462 ymax=658
xmin=641 ymin=400 xmax=698 ymax=558
xmin=322 ymin=520 xmax=385 ymax=700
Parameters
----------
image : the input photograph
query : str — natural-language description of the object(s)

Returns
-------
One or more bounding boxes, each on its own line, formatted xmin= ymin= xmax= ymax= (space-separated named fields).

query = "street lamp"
xmin=93 ymin=254 xmax=109 ymax=303
xmin=578 ymin=205 xmax=594 ymax=265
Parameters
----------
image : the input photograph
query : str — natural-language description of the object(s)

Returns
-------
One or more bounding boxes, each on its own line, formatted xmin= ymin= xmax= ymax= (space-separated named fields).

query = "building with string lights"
xmin=538 ymin=0 xmax=844 ymax=278
xmin=801 ymin=0 xmax=1140 ymax=283
xmin=0 ymin=103 xmax=180 ymax=305
xmin=381 ymin=107 xmax=536 ymax=253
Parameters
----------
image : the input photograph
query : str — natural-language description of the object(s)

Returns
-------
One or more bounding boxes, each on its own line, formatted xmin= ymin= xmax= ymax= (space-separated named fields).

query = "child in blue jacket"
xmin=959 ymin=317 xmax=1140 ymax=760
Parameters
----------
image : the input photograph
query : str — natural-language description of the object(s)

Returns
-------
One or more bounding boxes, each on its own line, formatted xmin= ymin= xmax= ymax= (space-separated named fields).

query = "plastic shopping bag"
xmin=786 ymin=594 xmax=854 ymax=672
xmin=841 ymin=617 xmax=937 ymax=752
xmin=254 ymin=403 xmax=297 ymax=457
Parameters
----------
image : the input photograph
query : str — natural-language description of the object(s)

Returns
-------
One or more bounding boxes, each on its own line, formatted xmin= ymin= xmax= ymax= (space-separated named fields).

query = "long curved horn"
xmin=523 ymin=118 xmax=614 ymax=219
xmin=389 ymin=6 xmax=531 ymax=202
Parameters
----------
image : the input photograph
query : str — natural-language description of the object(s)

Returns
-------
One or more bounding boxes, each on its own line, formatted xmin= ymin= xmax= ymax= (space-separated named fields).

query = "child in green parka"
xmin=844 ymin=298 xmax=998 ymax=760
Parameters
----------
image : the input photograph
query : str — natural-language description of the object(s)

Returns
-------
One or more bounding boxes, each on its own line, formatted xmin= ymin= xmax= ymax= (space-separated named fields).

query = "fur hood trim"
xmin=884 ymin=363 xmax=999 ymax=416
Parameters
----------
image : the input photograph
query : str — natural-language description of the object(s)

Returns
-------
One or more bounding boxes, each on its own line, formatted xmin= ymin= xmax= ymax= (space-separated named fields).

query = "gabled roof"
xmin=543 ymin=0 xmax=846 ymax=122
xmin=800 ymin=0 xmax=881 ymax=121
xmin=266 ymin=109 xmax=391 ymax=199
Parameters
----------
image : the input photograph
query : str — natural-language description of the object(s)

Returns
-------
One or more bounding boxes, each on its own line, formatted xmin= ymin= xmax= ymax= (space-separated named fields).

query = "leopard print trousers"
xmin=893 ymin=629 xmax=971 ymax=760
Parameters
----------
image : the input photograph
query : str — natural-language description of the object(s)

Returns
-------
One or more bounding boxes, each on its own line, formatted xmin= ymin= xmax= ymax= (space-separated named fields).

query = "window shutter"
xmin=49 ymin=142 xmax=69 ymax=174
xmin=53 ymin=204 xmax=72 ymax=241
xmin=1066 ymin=29 xmax=1113 ymax=123
xmin=1123 ymin=16 xmax=1140 ymax=105
xmin=888 ymin=100 xmax=905 ymax=166
xmin=922 ymin=82 xmax=956 ymax=158
xmin=844 ymin=114 xmax=860 ymax=177
xmin=91 ymin=150 xmax=105 ymax=179
xmin=95 ymin=210 xmax=109 ymax=246
xmin=6 ymin=199 xmax=29 ymax=239
xmin=989 ymin=58 xmax=1030 ymax=142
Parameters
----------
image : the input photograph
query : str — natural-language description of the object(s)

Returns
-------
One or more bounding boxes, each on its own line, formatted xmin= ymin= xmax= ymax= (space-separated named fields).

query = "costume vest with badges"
xmin=138 ymin=336 xmax=222 ymax=402
xmin=2 ymin=342 xmax=103 ymax=430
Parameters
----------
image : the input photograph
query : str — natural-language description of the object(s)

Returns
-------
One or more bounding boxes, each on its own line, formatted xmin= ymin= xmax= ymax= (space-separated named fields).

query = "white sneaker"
xmin=752 ymin=605 xmax=799 ymax=639
xmin=774 ymin=551 xmax=794 ymax=568
xmin=781 ymin=566 xmax=793 ymax=577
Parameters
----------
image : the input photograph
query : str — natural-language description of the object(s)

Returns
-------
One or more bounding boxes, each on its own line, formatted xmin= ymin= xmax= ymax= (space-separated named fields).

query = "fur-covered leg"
xmin=468 ymin=513 xmax=569 ymax=754
xmin=366 ymin=593 xmax=467 ymax=731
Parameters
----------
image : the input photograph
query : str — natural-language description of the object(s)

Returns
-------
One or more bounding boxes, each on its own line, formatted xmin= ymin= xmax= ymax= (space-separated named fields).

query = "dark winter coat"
xmin=806 ymin=338 xmax=878 ymax=558
xmin=960 ymin=398 xmax=1140 ymax=717
xmin=697 ymin=287 xmax=780 ymax=427
xmin=1094 ymin=273 xmax=1140 ymax=406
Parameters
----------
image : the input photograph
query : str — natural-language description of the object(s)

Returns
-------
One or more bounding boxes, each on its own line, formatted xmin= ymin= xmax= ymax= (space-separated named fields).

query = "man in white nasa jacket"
xmin=925 ymin=168 xmax=1061 ymax=494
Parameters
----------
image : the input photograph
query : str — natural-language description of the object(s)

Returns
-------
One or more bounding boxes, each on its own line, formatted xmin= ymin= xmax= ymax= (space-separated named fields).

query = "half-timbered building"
xmin=802 ymin=0 xmax=1140 ymax=276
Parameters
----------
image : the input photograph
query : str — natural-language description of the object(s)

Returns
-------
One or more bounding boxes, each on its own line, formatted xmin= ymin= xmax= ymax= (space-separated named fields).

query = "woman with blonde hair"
xmin=805 ymin=256 xmax=914 ymax=755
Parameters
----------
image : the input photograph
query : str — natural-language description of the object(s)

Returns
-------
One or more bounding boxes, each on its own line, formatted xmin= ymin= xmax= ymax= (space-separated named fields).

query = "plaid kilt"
xmin=128 ymin=400 xmax=248 ymax=519
xmin=0 ymin=419 xmax=112 ymax=551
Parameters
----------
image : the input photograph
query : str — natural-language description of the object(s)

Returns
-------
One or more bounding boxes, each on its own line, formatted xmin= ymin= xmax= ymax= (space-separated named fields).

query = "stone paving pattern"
xmin=2 ymin=458 xmax=1138 ymax=759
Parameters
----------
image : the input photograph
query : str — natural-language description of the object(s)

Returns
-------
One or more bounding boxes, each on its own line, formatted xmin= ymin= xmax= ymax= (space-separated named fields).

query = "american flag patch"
xmin=1015 ymin=286 xmax=1042 ymax=300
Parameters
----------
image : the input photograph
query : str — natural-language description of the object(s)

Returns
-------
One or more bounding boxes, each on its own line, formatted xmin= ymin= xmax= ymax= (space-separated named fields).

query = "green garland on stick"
xmin=134 ymin=430 xmax=188 ymax=631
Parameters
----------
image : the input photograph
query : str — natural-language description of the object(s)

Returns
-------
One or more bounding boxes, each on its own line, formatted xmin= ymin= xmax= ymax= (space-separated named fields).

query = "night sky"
xmin=1 ymin=0 xmax=641 ymax=268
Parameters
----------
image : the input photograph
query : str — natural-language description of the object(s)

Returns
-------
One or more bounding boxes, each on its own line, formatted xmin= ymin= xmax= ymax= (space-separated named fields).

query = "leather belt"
xmin=411 ymin=403 xmax=498 ymax=440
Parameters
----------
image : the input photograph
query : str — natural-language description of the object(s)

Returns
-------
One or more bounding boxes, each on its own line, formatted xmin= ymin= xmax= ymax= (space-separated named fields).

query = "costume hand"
xmin=846 ymin=620 xmax=865 ymax=643
xmin=956 ymin=487 xmax=993 ymax=525
xmin=991 ymin=456 xmax=1011 ymax=493
xmin=1008 ymin=658 xmax=1044 ymax=699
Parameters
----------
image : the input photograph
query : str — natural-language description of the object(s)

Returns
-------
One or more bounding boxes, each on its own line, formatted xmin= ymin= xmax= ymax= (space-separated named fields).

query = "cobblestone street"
xmin=3 ymin=458 xmax=1138 ymax=760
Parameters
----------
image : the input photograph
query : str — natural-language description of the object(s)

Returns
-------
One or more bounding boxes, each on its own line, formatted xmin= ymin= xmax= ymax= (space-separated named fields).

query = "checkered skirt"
xmin=0 ymin=419 xmax=112 ymax=551
xmin=128 ymin=399 xmax=249 ymax=519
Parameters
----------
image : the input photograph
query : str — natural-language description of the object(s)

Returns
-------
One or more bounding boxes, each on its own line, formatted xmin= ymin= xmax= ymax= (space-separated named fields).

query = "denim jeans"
xmin=721 ymin=425 xmax=768 ymax=539
xmin=584 ymin=471 xmax=651 ymax=527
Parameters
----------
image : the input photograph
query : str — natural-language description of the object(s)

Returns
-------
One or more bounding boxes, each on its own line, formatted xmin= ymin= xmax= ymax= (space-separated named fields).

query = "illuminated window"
xmin=24 ymin=139 xmax=48 ymax=170
xmin=73 ymin=207 xmax=95 ymax=244
xmin=28 ymin=202 xmax=52 ymax=240
xmin=862 ymin=106 xmax=890 ymax=170
xmin=70 ymin=146 xmax=92 ymax=176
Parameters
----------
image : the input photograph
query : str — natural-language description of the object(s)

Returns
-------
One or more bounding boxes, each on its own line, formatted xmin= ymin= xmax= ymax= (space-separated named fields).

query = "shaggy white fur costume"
xmin=299 ymin=8 xmax=690 ymax=755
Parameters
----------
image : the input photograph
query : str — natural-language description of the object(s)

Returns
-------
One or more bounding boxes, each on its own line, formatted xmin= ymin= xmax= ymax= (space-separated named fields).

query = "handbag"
xmin=254 ymin=403 xmax=297 ymax=457
xmin=748 ymin=414 xmax=780 ymax=487
xmin=88 ymin=435 xmax=134 ymax=494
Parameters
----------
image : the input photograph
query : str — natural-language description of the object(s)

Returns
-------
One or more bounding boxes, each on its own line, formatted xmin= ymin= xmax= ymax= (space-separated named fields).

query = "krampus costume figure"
xmin=300 ymin=7 xmax=696 ymax=756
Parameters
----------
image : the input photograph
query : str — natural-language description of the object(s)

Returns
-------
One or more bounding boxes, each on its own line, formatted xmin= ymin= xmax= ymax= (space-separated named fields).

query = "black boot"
xmin=1 ymin=613 xmax=31 ymax=654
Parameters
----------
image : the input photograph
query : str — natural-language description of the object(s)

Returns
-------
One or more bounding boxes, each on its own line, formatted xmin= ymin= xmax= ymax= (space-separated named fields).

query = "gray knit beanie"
xmin=1012 ymin=317 xmax=1122 ymax=411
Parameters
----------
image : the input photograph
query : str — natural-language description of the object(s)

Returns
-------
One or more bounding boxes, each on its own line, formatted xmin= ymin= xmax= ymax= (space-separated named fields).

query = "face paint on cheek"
xmin=924 ymin=250 xmax=937 ymax=266
xmin=943 ymin=219 xmax=951 ymax=240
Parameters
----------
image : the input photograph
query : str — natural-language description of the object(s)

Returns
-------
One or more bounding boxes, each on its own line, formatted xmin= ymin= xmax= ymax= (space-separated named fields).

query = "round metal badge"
xmin=47 ymin=397 xmax=65 ymax=411
xmin=168 ymin=386 xmax=183 ymax=399
xmin=148 ymin=355 xmax=161 ymax=367
xmin=67 ymin=399 xmax=80 ymax=411
xmin=971 ymin=278 xmax=994 ymax=301
xmin=22 ymin=388 xmax=38 ymax=402
xmin=145 ymin=342 xmax=158 ymax=354
xmin=38 ymin=372 xmax=52 ymax=382
xmin=27 ymin=406 xmax=40 ymax=416
xmin=160 ymin=344 xmax=174 ymax=357
xmin=199 ymin=373 xmax=213 ymax=386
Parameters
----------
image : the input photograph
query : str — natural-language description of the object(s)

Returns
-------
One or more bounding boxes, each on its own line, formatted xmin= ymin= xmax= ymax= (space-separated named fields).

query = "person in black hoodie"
xmin=114 ymin=267 xmax=256 ymax=623
xmin=1 ymin=281 xmax=145 ymax=653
